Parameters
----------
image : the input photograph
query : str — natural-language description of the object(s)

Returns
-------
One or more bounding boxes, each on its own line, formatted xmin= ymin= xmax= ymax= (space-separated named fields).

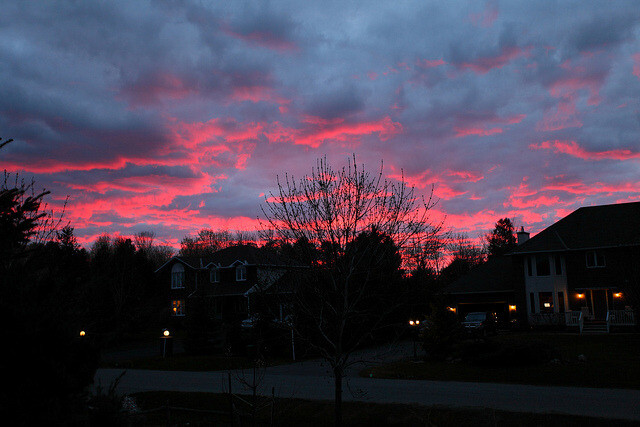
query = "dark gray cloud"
xmin=1 ymin=0 xmax=639 ymax=246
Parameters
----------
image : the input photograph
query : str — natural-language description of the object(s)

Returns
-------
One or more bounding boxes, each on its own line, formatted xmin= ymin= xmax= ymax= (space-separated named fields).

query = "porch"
xmin=530 ymin=309 xmax=635 ymax=333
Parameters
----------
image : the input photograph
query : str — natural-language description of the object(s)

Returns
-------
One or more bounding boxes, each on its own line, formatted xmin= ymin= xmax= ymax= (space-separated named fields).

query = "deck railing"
xmin=530 ymin=312 xmax=565 ymax=326
xmin=565 ymin=311 xmax=584 ymax=332
xmin=607 ymin=310 xmax=635 ymax=326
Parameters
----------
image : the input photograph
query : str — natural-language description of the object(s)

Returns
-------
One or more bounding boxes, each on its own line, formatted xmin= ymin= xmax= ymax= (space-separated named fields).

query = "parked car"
xmin=462 ymin=312 xmax=497 ymax=336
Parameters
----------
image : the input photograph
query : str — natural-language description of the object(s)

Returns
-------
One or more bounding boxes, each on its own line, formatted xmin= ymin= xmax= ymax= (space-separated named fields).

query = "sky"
xmin=1 ymin=1 xmax=640 ymax=249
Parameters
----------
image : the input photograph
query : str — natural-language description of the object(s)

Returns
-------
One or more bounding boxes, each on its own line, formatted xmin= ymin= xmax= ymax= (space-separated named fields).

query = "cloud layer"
xmin=1 ymin=1 xmax=640 ymax=247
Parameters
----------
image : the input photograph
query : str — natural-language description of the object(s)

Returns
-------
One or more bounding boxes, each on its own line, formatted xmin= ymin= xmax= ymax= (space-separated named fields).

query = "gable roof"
xmin=207 ymin=245 xmax=291 ymax=267
xmin=443 ymin=256 xmax=517 ymax=294
xmin=511 ymin=201 xmax=640 ymax=254
xmin=156 ymin=244 xmax=293 ymax=272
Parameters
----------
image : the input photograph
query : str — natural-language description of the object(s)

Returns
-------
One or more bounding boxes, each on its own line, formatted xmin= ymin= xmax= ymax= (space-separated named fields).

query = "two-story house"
xmin=511 ymin=201 xmax=639 ymax=332
xmin=445 ymin=201 xmax=639 ymax=332
xmin=157 ymin=245 xmax=298 ymax=323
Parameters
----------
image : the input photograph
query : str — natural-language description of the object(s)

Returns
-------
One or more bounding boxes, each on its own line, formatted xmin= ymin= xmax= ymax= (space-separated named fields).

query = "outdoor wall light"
xmin=543 ymin=302 xmax=551 ymax=308
xmin=163 ymin=329 xmax=170 ymax=337
xmin=509 ymin=305 xmax=517 ymax=311
xmin=446 ymin=306 xmax=456 ymax=313
xmin=79 ymin=330 xmax=86 ymax=337
xmin=577 ymin=293 xmax=585 ymax=299
xmin=614 ymin=293 xmax=623 ymax=298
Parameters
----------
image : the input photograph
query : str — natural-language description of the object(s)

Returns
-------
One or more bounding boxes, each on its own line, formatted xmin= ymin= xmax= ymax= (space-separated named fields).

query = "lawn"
xmin=102 ymin=352 xmax=296 ymax=371
xmin=361 ymin=332 xmax=640 ymax=389
xmin=119 ymin=391 xmax=639 ymax=426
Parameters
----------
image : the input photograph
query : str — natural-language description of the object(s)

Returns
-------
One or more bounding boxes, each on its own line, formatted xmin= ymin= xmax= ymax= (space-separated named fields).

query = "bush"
xmin=183 ymin=298 xmax=224 ymax=355
xmin=421 ymin=304 xmax=464 ymax=360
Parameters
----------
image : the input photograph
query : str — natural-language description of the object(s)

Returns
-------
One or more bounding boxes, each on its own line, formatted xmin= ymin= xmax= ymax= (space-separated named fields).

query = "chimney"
xmin=517 ymin=226 xmax=530 ymax=245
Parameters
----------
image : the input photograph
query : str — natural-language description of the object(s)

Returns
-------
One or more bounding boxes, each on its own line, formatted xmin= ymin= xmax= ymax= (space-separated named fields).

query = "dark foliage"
xmin=421 ymin=303 xmax=464 ymax=360
xmin=485 ymin=218 xmax=517 ymax=258
xmin=1 ymin=137 xmax=99 ymax=423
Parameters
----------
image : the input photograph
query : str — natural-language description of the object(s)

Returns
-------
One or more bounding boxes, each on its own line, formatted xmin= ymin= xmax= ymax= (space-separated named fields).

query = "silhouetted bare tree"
xmin=260 ymin=155 xmax=438 ymax=426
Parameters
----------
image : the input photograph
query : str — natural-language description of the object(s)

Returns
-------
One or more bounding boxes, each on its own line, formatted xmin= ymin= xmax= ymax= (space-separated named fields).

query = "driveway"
xmin=94 ymin=341 xmax=640 ymax=421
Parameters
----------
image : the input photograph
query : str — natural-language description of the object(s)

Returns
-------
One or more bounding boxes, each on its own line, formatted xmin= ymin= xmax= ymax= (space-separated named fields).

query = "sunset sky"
xmin=1 ymin=1 xmax=640 ymax=248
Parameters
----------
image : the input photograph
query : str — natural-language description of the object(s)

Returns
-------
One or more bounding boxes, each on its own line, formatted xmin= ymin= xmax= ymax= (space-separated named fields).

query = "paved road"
xmin=95 ymin=343 xmax=640 ymax=422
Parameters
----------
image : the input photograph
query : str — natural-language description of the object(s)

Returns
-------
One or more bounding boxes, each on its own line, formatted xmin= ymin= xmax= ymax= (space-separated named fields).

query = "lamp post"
xmin=409 ymin=319 xmax=420 ymax=361
xmin=161 ymin=329 xmax=173 ymax=358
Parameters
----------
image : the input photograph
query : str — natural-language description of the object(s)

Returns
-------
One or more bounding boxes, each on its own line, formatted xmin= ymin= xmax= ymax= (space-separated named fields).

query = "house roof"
xmin=511 ymin=201 xmax=640 ymax=254
xmin=443 ymin=256 xmax=517 ymax=295
xmin=206 ymin=245 xmax=290 ymax=267
xmin=156 ymin=244 xmax=293 ymax=272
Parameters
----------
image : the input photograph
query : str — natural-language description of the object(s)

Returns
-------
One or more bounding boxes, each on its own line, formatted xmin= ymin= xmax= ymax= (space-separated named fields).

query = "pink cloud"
xmin=119 ymin=72 xmax=196 ymax=107
xmin=469 ymin=0 xmax=499 ymax=28
xmin=536 ymin=95 xmax=583 ymax=131
xmin=453 ymin=113 xmax=525 ymax=138
xmin=458 ymin=46 xmax=530 ymax=74
xmin=267 ymin=116 xmax=402 ymax=148
xmin=221 ymin=24 xmax=298 ymax=53
xmin=454 ymin=126 xmax=502 ymax=138
xmin=633 ymin=53 xmax=640 ymax=79
xmin=230 ymin=85 xmax=290 ymax=105
xmin=416 ymin=59 xmax=446 ymax=68
xmin=530 ymin=140 xmax=640 ymax=161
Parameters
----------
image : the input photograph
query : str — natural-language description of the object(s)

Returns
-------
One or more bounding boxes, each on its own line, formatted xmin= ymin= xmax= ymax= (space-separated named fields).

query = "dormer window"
xmin=210 ymin=267 xmax=220 ymax=283
xmin=236 ymin=265 xmax=247 ymax=281
xmin=171 ymin=264 xmax=185 ymax=289
xmin=586 ymin=251 xmax=605 ymax=268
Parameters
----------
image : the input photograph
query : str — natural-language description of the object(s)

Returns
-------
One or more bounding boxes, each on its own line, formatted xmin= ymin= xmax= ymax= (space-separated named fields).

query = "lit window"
xmin=586 ymin=251 xmax=605 ymax=268
xmin=171 ymin=264 xmax=185 ymax=289
xmin=210 ymin=268 xmax=220 ymax=283
xmin=172 ymin=300 xmax=185 ymax=316
xmin=236 ymin=265 xmax=247 ymax=281
xmin=539 ymin=292 xmax=553 ymax=313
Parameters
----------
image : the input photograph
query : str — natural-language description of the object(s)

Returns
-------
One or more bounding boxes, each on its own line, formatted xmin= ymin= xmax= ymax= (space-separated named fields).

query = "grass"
xmin=102 ymin=352 xmax=296 ymax=371
xmin=123 ymin=391 xmax=639 ymax=426
xmin=103 ymin=353 xmax=254 ymax=371
xmin=362 ymin=332 xmax=640 ymax=389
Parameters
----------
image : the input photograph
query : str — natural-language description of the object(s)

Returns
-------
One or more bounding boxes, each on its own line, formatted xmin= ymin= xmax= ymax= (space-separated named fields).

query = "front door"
xmin=591 ymin=290 xmax=607 ymax=320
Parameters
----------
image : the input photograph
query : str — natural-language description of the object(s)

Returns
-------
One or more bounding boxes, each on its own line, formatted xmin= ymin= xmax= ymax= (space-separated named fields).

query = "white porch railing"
xmin=565 ymin=311 xmax=583 ymax=332
xmin=530 ymin=312 xmax=565 ymax=326
xmin=607 ymin=310 xmax=635 ymax=327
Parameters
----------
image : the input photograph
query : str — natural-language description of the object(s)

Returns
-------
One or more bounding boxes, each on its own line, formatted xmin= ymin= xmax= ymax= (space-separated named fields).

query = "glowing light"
xmin=79 ymin=331 xmax=86 ymax=337
xmin=577 ymin=293 xmax=585 ymax=299
xmin=509 ymin=305 xmax=517 ymax=312
xmin=446 ymin=306 xmax=456 ymax=313
xmin=614 ymin=293 xmax=622 ymax=298
xmin=543 ymin=302 xmax=551 ymax=308
xmin=163 ymin=329 xmax=170 ymax=337
xmin=415 ymin=320 xmax=420 ymax=325
xmin=409 ymin=320 xmax=415 ymax=326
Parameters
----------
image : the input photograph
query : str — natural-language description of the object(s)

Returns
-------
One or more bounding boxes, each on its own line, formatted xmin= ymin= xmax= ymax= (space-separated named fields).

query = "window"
xmin=171 ymin=264 xmax=185 ymax=289
xmin=236 ymin=265 xmax=247 ymax=281
xmin=539 ymin=292 xmax=553 ymax=313
xmin=536 ymin=255 xmax=550 ymax=276
xmin=554 ymin=255 xmax=563 ymax=275
xmin=210 ymin=268 xmax=220 ymax=283
xmin=172 ymin=300 xmax=185 ymax=316
xmin=586 ymin=251 xmax=605 ymax=268
xmin=527 ymin=257 xmax=532 ymax=276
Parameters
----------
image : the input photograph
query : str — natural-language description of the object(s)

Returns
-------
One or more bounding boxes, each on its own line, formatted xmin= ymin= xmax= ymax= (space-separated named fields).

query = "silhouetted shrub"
xmin=421 ymin=304 xmax=464 ymax=360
